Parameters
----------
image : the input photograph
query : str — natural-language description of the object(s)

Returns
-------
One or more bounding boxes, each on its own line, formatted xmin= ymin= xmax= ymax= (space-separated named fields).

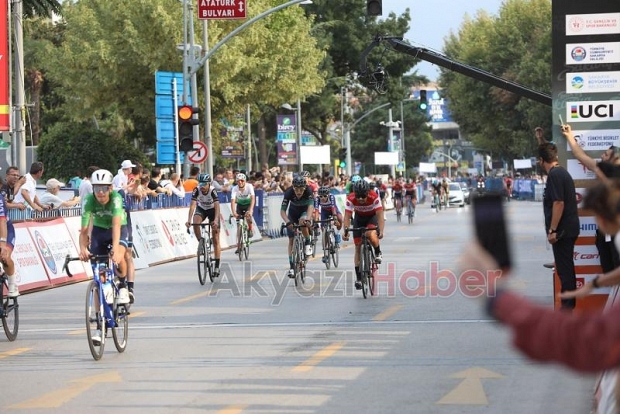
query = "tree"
xmin=439 ymin=0 xmax=552 ymax=161
xmin=23 ymin=0 xmax=62 ymax=19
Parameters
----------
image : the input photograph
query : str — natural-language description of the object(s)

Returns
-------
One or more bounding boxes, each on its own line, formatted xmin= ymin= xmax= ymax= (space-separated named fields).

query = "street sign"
xmin=198 ymin=0 xmax=247 ymax=20
xmin=187 ymin=141 xmax=208 ymax=163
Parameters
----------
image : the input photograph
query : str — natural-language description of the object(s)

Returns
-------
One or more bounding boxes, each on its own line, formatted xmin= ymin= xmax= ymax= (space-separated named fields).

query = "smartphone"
xmin=472 ymin=193 xmax=512 ymax=271
xmin=558 ymin=113 xmax=564 ymax=126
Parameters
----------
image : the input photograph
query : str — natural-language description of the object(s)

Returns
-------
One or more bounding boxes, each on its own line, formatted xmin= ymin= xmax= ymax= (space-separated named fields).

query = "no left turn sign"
xmin=187 ymin=141 xmax=208 ymax=163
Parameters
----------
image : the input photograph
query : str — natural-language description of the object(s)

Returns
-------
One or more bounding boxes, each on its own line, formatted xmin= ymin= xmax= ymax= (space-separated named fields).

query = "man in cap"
xmin=39 ymin=179 xmax=80 ymax=209
xmin=113 ymin=159 xmax=136 ymax=191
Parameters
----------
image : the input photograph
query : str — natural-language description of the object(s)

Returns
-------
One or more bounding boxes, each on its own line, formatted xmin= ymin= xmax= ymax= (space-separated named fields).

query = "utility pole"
xmin=202 ymin=20 xmax=213 ymax=177
xmin=12 ymin=0 xmax=26 ymax=172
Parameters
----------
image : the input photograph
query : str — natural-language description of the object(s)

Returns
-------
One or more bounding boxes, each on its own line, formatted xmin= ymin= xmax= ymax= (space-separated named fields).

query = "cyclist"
xmin=186 ymin=174 xmax=221 ymax=278
xmin=281 ymin=176 xmax=314 ymax=278
xmin=377 ymin=179 xmax=387 ymax=211
xmin=300 ymin=170 xmax=318 ymax=196
xmin=441 ymin=178 xmax=450 ymax=207
xmin=343 ymin=180 xmax=384 ymax=290
xmin=345 ymin=174 xmax=362 ymax=194
xmin=230 ymin=173 xmax=255 ymax=253
xmin=431 ymin=179 xmax=442 ymax=209
xmin=404 ymin=178 xmax=417 ymax=216
xmin=0 ymin=185 xmax=18 ymax=297
xmin=79 ymin=169 xmax=130 ymax=342
xmin=392 ymin=178 xmax=403 ymax=215
xmin=314 ymin=186 xmax=343 ymax=262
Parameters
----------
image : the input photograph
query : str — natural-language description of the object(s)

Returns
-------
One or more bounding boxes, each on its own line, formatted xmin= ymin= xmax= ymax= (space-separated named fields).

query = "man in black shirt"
xmin=1 ymin=166 xmax=27 ymax=211
xmin=539 ymin=142 xmax=580 ymax=309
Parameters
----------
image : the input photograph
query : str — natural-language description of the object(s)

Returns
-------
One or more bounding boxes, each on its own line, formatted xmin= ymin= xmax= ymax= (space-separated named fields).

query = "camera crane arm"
xmin=360 ymin=35 xmax=552 ymax=107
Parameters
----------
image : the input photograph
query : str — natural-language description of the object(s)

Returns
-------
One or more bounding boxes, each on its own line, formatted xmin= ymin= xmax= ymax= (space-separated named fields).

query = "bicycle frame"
xmin=346 ymin=226 xmax=378 ymax=298
xmin=230 ymin=215 xmax=250 ymax=261
xmin=288 ymin=223 xmax=309 ymax=287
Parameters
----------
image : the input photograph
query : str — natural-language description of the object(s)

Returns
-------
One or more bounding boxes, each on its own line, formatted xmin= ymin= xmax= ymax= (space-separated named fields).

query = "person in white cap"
xmin=112 ymin=159 xmax=136 ymax=191
xmin=39 ymin=179 xmax=80 ymax=209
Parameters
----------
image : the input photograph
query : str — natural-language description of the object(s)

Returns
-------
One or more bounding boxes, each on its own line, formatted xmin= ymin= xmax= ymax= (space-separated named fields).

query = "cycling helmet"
xmin=91 ymin=169 xmax=113 ymax=185
xmin=353 ymin=180 xmax=370 ymax=198
xmin=292 ymin=176 xmax=307 ymax=188
xmin=236 ymin=173 xmax=247 ymax=181
xmin=318 ymin=186 xmax=331 ymax=197
xmin=300 ymin=170 xmax=311 ymax=178
xmin=351 ymin=175 xmax=362 ymax=183
xmin=198 ymin=173 xmax=212 ymax=184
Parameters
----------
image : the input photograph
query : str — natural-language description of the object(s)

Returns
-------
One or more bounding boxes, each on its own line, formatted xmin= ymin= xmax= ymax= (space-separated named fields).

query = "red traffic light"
xmin=178 ymin=105 xmax=194 ymax=121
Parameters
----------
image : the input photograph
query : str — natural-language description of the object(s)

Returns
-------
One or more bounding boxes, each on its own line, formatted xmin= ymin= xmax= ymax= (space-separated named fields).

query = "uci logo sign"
xmin=569 ymin=101 xmax=620 ymax=122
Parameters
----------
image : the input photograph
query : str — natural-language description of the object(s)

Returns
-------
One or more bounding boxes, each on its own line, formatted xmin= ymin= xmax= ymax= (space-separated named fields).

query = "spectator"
xmin=1 ymin=166 xmax=27 ymax=211
xmin=159 ymin=173 xmax=186 ymax=198
xmin=148 ymin=167 xmax=171 ymax=195
xmin=40 ymin=179 xmax=80 ymax=208
xmin=112 ymin=159 xmax=135 ymax=191
xmin=183 ymin=166 xmax=200 ymax=192
xmin=212 ymin=170 xmax=229 ymax=193
xmin=538 ymin=142 xmax=580 ymax=310
xmin=67 ymin=170 xmax=82 ymax=190
xmin=79 ymin=166 xmax=99 ymax=208
xmin=13 ymin=161 xmax=49 ymax=212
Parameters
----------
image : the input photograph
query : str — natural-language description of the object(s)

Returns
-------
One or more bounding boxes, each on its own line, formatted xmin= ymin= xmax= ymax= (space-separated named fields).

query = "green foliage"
xmin=37 ymin=121 xmax=149 ymax=180
xmin=439 ymin=0 xmax=552 ymax=160
xmin=23 ymin=0 xmax=62 ymax=19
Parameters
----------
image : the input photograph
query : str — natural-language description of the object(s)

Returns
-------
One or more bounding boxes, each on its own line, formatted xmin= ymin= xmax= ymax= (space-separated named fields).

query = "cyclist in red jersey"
xmin=391 ymin=179 xmax=404 ymax=214
xmin=343 ymin=180 xmax=385 ymax=290
xmin=403 ymin=178 xmax=417 ymax=214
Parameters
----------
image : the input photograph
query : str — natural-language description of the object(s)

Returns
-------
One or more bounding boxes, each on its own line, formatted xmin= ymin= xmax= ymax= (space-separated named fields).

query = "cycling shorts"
xmin=351 ymin=214 xmax=379 ymax=245
xmin=90 ymin=225 xmax=129 ymax=256
xmin=235 ymin=204 xmax=251 ymax=217
xmin=194 ymin=206 xmax=217 ymax=224
xmin=286 ymin=207 xmax=310 ymax=238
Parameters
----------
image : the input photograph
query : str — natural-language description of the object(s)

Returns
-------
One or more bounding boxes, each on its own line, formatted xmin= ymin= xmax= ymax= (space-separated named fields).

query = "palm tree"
xmin=23 ymin=0 xmax=62 ymax=19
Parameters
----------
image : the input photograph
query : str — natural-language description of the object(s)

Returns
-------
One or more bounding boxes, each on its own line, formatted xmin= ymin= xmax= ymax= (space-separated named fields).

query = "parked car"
xmin=459 ymin=182 xmax=471 ymax=204
xmin=448 ymin=183 xmax=465 ymax=207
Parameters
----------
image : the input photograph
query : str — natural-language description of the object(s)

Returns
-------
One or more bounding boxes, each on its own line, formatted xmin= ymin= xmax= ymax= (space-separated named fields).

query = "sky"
xmin=381 ymin=0 xmax=505 ymax=81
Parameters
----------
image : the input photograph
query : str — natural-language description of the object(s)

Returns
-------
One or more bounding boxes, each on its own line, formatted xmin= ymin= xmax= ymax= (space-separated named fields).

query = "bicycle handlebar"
xmin=62 ymin=254 xmax=112 ymax=278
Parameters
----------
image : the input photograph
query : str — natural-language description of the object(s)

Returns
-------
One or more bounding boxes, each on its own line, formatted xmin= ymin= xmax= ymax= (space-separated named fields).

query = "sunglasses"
xmin=93 ymin=185 xmax=110 ymax=193
xmin=320 ymin=195 xmax=329 ymax=198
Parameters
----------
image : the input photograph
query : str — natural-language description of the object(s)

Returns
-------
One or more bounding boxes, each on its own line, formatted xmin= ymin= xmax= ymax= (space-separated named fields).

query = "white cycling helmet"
xmin=91 ymin=169 xmax=114 ymax=185
xmin=236 ymin=173 xmax=247 ymax=181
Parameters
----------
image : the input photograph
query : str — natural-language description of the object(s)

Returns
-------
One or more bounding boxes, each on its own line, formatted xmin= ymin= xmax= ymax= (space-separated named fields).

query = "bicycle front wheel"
xmin=112 ymin=302 xmax=129 ymax=353
xmin=197 ymin=238 xmax=207 ymax=285
xmin=2 ymin=288 xmax=18 ymax=341
xmin=85 ymin=280 xmax=105 ymax=360
xmin=331 ymin=233 xmax=340 ymax=269
xmin=368 ymin=250 xmax=376 ymax=296
xmin=322 ymin=231 xmax=331 ymax=270
xmin=359 ymin=244 xmax=369 ymax=299
xmin=243 ymin=228 xmax=250 ymax=260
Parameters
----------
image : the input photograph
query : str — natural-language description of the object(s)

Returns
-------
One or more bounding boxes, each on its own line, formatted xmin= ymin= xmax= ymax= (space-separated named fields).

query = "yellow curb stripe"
xmin=293 ymin=341 xmax=345 ymax=372
xmin=0 ymin=347 xmax=30 ymax=359
xmin=373 ymin=305 xmax=403 ymax=321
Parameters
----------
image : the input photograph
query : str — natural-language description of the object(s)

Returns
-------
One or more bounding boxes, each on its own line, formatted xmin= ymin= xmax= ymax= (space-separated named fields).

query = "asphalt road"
xmin=0 ymin=200 xmax=596 ymax=413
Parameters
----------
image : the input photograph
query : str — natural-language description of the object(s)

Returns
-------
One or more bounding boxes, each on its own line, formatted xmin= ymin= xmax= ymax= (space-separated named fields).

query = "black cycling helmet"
xmin=353 ymin=180 xmax=370 ymax=198
xmin=198 ymin=173 xmax=212 ymax=184
xmin=318 ymin=186 xmax=331 ymax=197
xmin=300 ymin=170 xmax=311 ymax=178
xmin=292 ymin=176 xmax=307 ymax=188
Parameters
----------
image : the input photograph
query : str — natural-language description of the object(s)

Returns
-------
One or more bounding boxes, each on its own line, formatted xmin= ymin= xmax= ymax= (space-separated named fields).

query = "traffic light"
xmin=366 ymin=0 xmax=382 ymax=16
xmin=339 ymin=147 xmax=348 ymax=168
xmin=419 ymin=90 xmax=428 ymax=111
xmin=177 ymin=105 xmax=200 ymax=152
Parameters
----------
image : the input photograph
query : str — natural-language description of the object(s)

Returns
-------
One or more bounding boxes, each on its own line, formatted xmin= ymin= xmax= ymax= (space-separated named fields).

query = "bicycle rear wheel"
xmin=292 ymin=237 xmax=300 ymax=287
xmin=205 ymin=240 xmax=214 ymax=283
xmin=1 ymin=280 xmax=18 ymax=341
xmin=197 ymin=238 xmax=207 ymax=285
xmin=85 ymin=280 xmax=105 ymax=360
xmin=243 ymin=228 xmax=250 ymax=260
xmin=331 ymin=233 xmax=340 ymax=268
xmin=112 ymin=302 xmax=129 ymax=353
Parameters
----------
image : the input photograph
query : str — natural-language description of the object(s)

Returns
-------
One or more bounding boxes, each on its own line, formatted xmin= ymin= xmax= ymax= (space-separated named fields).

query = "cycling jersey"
xmin=231 ymin=183 xmax=255 ymax=207
xmin=345 ymin=191 xmax=382 ymax=217
xmin=404 ymin=183 xmax=416 ymax=198
xmin=81 ymin=191 xmax=127 ymax=229
xmin=392 ymin=183 xmax=403 ymax=197
xmin=307 ymin=181 xmax=319 ymax=194
xmin=281 ymin=186 xmax=314 ymax=211
xmin=191 ymin=187 xmax=219 ymax=211
xmin=314 ymin=193 xmax=341 ymax=218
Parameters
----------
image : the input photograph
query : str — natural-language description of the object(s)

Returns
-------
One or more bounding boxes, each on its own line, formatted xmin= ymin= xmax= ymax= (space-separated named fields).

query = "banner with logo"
xmin=0 ymin=0 xmax=9 ymax=131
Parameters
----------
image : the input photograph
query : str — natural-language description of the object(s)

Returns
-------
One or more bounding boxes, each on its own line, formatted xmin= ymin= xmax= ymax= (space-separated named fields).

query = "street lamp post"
xmin=380 ymin=108 xmax=401 ymax=179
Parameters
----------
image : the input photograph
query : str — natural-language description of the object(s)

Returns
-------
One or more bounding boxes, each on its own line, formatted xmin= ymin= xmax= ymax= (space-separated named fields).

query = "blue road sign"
xmin=155 ymin=71 xmax=192 ymax=164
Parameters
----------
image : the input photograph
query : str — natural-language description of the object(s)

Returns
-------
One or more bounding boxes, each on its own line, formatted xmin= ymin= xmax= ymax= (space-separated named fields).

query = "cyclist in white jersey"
xmin=186 ymin=174 xmax=221 ymax=277
xmin=231 ymin=173 xmax=256 ymax=253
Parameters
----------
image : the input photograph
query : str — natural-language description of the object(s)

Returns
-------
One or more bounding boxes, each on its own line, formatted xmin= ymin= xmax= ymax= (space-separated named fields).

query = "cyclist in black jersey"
xmin=281 ymin=176 xmax=314 ymax=278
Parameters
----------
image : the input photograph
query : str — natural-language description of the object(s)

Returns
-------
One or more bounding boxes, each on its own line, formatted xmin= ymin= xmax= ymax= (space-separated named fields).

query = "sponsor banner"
xmin=567 ymin=159 xmax=598 ymax=179
xmin=153 ymin=208 xmax=197 ymax=258
xmin=27 ymin=219 xmax=81 ymax=284
xmin=566 ymin=72 xmax=620 ymax=94
xmin=566 ymin=42 xmax=620 ymax=65
xmin=579 ymin=215 xmax=597 ymax=237
xmin=131 ymin=210 xmax=176 ymax=265
xmin=566 ymin=13 xmax=620 ymax=36
xmin=566 ymin=100 xmax=620 ymax=122
xmin=63 ymin=216 xmax=93 ymax=278
xmin=12 ymin=225 xmax=49 ymax=290
xmin=566 ymin=129 xmax=620 ymax=151
xmin=573 ymin=244 xmax=601 ymax=265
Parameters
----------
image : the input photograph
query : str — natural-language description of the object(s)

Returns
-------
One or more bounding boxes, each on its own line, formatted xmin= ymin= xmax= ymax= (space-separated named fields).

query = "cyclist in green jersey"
xmin=79 ymin=169 xmax=130 ymax=304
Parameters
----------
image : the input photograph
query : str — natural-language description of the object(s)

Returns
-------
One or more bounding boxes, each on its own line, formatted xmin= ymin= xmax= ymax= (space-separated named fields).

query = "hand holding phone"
xmin=472 ymin=193 xmax=512 ymax=271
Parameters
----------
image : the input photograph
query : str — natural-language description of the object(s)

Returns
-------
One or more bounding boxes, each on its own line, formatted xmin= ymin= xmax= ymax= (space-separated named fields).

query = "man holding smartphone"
xmin=538 ymin=142 xmax=580 ymax=309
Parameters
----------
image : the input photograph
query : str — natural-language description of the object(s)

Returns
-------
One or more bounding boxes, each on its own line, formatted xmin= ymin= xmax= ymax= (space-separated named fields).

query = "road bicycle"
xmin=432 ymin=191 xmax=441 ymax=213
xmin=283 ymin=222 xmax=310 ymax=287
xmin=309 ymin=223 xmax=320 ymax=258
xmin=316 ymin=217 xmax=339 ymax=269
xmin=63 ymin=254 xmax=129 ymax=361
xmin=229 ymin=215 xmax=250 ymax=261
xmin=394 ymin=197 xmax=403 ymax=222
xmin=347 ymin=226 xmax=379 ymax=299
xmin=405 ymin=196 xmax=416 ymax=224
xmin=190 ymin=222 xmax=215 ymax=285
xmin=0 ymin=263 xmax=18 ymax=341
